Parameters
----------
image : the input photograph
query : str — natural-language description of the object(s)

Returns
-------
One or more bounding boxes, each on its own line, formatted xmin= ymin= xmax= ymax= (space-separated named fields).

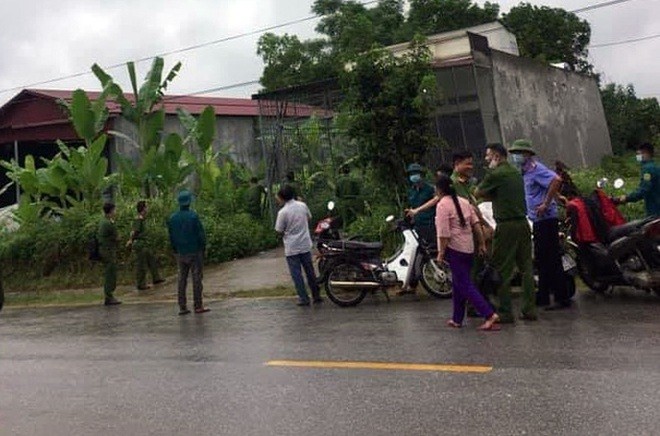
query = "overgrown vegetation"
xmin=0 ymin=58 xmax=278 ymax=293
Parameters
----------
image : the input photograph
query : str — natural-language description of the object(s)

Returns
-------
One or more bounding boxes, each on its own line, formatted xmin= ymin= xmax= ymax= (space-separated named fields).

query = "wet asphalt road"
xmin=1 ymin=291 xmax=659 ymax=436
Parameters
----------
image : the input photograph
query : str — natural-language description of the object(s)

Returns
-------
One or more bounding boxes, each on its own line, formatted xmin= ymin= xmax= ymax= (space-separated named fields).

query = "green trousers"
xmin=135 ymin=243 xmax=162 ymax=288
xmin=102 ymin=258 xmax=117 ymax=299
xmin=491 ymin=220 xmax=536 ymax=320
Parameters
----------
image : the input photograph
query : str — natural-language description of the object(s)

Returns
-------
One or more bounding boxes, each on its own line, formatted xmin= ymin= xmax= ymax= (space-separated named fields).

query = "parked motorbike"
xmin=564 ymin=178 xmax=660 ymax=295
xmin=314 ymin=204 xmax=452 ymax=307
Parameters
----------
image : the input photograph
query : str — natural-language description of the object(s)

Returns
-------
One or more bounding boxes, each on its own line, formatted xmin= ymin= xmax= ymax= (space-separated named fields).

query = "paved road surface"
xmin=1 ymin=291 xmax=659 ymax=435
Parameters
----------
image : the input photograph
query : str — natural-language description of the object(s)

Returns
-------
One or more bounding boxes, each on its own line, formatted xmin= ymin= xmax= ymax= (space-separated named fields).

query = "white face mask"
xmin=509 ymin=153 xmax=525 ymax=168
xmin=636 ymin=154 xmax=644 ymax=163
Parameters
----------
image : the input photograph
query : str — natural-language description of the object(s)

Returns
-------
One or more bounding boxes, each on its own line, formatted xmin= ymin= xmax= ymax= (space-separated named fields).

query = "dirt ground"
xmin=126 ymin=247 xmax=294 ymax=302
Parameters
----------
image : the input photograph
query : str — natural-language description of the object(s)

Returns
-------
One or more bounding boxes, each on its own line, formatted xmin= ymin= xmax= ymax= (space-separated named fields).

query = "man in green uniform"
xmin=246 ymin=177 xmax=266 ymax=220
xmin=127 ymin=200 xmax=164 ymax=291
xmin=618 ymin=143 xmax=659 ymax=217
xmin=98 ymin=203 xmax=121 ymax=306
xmin=475 ymin=143 xmax=536 ymax=323
xmin=335 ymin=165 xmax=363 ymax=225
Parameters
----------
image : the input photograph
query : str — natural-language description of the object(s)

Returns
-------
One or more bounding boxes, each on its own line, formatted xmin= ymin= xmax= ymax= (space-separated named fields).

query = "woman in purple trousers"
xmin=434 ymin=175 xmax=499 ymax=331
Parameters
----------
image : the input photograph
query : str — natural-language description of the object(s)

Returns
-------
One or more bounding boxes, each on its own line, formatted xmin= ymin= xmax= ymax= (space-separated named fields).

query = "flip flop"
xmin=446 ymin=320 xmax=462 ymax=328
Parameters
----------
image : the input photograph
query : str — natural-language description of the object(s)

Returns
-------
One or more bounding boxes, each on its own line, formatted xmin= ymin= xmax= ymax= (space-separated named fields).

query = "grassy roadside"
xmin=2 ymin=285 xmax=297 ymax=309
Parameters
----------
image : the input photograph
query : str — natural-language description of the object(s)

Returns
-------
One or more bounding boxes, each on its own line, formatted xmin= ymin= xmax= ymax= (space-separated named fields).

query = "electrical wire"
xmin=570 ymin=0 xmax=637 ymax=14
xmin=591 ymin=32 xmax=660 ymax=48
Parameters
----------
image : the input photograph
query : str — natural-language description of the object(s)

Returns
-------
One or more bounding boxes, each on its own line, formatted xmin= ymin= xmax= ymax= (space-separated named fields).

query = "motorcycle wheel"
xmin=420 ymin=258 xmax=452 ymax=299
xmin=325 ymin=263 xmax=369 ymax=307
xmin=576 ymin=258 xmax=610 ymax=294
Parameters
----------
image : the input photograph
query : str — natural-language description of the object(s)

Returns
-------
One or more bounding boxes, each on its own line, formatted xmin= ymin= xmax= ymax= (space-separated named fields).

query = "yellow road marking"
xmin=266 ymin=360 xmax=492 ymax=373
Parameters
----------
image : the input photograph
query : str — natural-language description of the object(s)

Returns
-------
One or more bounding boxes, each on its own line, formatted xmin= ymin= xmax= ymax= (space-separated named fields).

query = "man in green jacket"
xmin=127 ymin=200 xmax=164 ymax=291
xmin=475 ymin=143 xmax=537 ymax=324
xmin=168 ymin=190 xmax=209 ymax=315
xmin=618 ymin=143 xmax=660 ymax=217
xmin=98 ymin=203 xmax=121 ymax=306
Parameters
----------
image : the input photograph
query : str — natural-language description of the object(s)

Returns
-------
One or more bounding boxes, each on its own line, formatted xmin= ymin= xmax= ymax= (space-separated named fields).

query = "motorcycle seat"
xmin=608 ymin=218 xmax=654 ymax=242
xmin=327 ymin=240 xmax=383 ymax=251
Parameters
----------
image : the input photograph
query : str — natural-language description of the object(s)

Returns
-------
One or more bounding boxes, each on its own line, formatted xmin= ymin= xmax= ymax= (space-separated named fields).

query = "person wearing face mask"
xmin=475 ymin=143 xmax=537 ymax=324
xmin=402 ymin=163 xmax=437 ymax=295
xmin=508 ymin=139 xmax=570 ymax=310
xmin=618 ymin=143 xmax=659 ymax=217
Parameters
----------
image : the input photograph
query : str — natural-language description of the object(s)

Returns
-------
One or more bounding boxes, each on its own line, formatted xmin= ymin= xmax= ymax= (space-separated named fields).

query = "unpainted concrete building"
xmin=388 ymin=21 xmax=612 ymax=168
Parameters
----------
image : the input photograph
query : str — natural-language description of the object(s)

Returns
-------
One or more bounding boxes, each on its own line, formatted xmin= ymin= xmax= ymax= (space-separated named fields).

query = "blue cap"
xmin=177 ymin=189 xmax=192 ymax=206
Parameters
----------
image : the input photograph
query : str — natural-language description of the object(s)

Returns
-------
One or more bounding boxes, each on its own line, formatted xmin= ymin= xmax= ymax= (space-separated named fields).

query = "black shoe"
xmin=466 ymin=307 xmax=480 ymax=318
xmin=297 ymin=301 xmax=311 ymax=307
xmin=545 ymin=301 xmax=571 ymax=311
xmin=104 ymin=297 xmax=122 ymax=306
xmin=519 ymin=312 xmax=538 ymax=321
xmin=179 ymin=307 xmax=191 ymax=315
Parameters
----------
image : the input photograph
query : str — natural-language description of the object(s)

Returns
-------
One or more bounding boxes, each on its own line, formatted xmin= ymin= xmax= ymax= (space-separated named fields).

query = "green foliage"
xmin=404 ymin=0 xmax=499 ymax=38
xmin=0 ymin=195 xmax=278 ymax=292
xmin=340 ymin=36 xmax=439 ymax=203
xmin=93 ymin=57 xmax=185 ymax=197
xmin=600 ymin=83 xmax=660 ymax=155
xmin=502 ymin=3 xmax=593 ymax=75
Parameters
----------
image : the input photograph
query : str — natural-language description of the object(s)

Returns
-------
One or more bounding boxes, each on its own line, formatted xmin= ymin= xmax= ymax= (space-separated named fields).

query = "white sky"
xmin=0 ymin=0 xmax=657 ymax=105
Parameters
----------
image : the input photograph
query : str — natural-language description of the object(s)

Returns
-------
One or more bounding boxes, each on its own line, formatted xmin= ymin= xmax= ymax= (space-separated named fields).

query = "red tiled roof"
xmin=27 ymin=89 xmax=261 ymax=117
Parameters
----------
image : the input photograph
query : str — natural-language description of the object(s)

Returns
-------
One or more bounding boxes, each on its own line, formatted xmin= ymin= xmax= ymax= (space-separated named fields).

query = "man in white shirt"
xmin=275 ymin=185 xmax=323 ymax=306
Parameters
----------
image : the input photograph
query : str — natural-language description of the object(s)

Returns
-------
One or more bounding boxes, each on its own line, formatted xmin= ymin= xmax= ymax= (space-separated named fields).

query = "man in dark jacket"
xmin=167 ymin=190 xmax=209 ymax=315
xmin=619 ymin=143 xmax=659 ymax=217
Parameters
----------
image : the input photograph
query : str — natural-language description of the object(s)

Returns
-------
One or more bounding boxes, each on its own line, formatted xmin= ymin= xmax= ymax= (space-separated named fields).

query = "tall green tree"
xmin=502 ymin=3 xmax=593 ymax=74
xmin=340 ymin=37 xmax=439 ymax=203
xmin=601 ymin=84 xmax=660 ymax=155
xmin=403 ymin=0 xmax=499 ymax=39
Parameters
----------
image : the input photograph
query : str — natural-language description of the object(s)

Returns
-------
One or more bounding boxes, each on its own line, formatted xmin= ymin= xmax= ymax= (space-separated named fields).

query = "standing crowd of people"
xmin=97 ymin=189 xmax=210 ymax=315
xmin=90 ymin=140 xmax=657 ymax=323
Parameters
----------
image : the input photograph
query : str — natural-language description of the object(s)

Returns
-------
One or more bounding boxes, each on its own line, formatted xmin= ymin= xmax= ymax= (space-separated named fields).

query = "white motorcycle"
xmin=315 ymin=209 xmax=452 ymax=307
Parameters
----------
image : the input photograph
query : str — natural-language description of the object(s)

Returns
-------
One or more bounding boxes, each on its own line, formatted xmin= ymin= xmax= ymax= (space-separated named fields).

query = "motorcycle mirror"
xmin=385 ymin=215 xmax=395 ymax=222
xmin=613 ymin=178 xmax=625 ymax=189
xmin=596 ymin=178 xmax=608 ymax=189
xmin=327 ymin=201 xmax=335 ymax=211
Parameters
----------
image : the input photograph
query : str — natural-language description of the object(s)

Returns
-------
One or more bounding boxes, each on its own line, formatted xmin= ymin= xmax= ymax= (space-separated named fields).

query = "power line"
xmin=570 ymin=0 xmax=637 ymax=13
xmin=0 ymin=0 xmax=378 ymax=96
xmin=0 ymin=0 xmax=644 ymax=96
xmin=591 ymin=32 xmax=660 ymax=48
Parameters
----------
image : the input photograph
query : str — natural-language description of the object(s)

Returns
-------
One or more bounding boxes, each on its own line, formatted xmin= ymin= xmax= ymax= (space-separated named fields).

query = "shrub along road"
xmin=0 ymin=292 xmax=659 ymax=435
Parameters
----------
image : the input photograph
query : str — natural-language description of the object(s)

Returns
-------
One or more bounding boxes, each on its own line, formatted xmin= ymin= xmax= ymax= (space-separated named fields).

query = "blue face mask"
xmin=509 ymin=153 xmax=525 ymax=169
xmin=409 ymin=174 xmax=422 ymax=184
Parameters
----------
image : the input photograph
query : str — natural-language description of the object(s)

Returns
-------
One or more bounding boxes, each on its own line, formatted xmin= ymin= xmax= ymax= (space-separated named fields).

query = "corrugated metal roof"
xmin=27 ymin=89 xmax=261 ymax=117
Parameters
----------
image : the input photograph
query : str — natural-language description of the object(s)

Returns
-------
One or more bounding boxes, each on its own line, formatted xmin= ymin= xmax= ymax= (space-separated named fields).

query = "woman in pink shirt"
xmin=435 ymin=175 xmax=499 ymax=331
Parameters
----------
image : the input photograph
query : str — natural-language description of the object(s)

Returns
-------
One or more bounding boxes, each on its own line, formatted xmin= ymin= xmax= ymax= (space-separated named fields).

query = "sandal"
xmin=477 ymin=314 xmax=501 ymax=331
xmin=446 ymin=320 xmax=462 ymax=328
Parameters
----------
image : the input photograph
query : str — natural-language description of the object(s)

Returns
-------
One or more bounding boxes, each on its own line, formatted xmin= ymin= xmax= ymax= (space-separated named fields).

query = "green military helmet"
xmin=508 ymin=139 xmax=536 ymax=155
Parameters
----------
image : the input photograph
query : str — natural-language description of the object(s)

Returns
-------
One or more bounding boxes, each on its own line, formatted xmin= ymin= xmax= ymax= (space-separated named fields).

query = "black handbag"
xmin=476 ymin=262 xmax=502 ymax=296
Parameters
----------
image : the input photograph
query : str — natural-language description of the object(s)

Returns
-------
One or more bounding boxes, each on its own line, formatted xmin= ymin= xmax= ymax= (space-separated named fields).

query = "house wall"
xmin=111 ymin=115 xmax=262 ymax=172
xmin=491 ymin=50 xmax=612 ymax=168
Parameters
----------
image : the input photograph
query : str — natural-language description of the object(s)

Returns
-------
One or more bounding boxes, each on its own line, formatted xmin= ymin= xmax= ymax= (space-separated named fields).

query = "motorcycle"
xmin=564 ymin=178 xmax=660 ymax=295
xmin=314 ymin=203 xmax=452 ymax=307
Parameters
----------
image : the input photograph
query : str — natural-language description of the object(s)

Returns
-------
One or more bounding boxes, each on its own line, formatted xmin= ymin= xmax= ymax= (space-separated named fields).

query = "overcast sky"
xmin=0 ymin=0 xmax=657 ymax=105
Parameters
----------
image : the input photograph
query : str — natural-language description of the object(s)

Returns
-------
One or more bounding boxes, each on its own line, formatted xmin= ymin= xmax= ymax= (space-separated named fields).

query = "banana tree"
xmin=177 ymin=106 xmax=219 ymax=197
xmin=92 ymin=57 xmax=182 ymax=197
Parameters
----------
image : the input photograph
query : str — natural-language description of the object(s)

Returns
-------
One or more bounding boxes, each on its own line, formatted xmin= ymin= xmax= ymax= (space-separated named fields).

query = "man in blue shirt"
xmin=618 ymin=143 xmax=659 ymax=217
xmin=509 ymin=139 xmax=570 ymax=310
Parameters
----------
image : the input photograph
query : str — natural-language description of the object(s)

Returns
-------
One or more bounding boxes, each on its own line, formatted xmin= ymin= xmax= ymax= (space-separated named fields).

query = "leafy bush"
xmin=0 ymin=194 xmax=278 ymax=292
